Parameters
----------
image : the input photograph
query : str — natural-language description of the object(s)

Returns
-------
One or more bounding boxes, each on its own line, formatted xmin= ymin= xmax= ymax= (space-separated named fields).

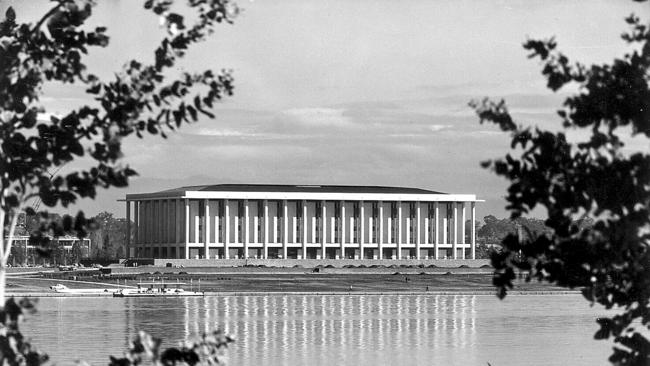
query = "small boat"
xmin=50 ymin=284 xmax=120 ymax=294
xmin=113 ymin=282 xmax=204 ymax=297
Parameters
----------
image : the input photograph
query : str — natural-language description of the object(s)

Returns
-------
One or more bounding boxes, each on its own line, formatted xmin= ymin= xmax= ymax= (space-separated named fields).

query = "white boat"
xmin=50 ymin=284 xmax=121 ymax=294
xmin=113 ymin=282 xmax=204 ymax=297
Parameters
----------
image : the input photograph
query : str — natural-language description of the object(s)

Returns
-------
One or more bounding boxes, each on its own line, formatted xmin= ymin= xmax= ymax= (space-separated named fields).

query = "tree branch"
xmin=29 ymin=0 xmax=66 ymax=36
xmin=3 ymin=211 xmax=19 ymax=265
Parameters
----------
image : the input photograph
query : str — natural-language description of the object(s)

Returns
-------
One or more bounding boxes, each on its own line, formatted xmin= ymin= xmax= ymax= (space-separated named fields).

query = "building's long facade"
xmin=125 ymin=184 xmax=481 ymax=260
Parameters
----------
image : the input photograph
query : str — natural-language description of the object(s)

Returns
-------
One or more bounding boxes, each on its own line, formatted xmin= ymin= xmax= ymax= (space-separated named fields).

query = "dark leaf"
xmin=5 ymin=7 xmax=15 ymax=22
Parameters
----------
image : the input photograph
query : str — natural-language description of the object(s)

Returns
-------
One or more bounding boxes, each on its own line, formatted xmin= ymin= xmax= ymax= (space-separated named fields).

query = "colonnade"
xmin=126 ymin=199 xmax=477 ymax=260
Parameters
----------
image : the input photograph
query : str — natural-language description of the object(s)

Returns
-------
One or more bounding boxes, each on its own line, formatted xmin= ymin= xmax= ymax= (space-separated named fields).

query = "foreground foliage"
xmin=0 ymin=0 xmax=237 ymax=303
xmin=0 ymin=297 xmax=233 ymax=366
xmin=470 ymin=2 xmax=650 ymax=365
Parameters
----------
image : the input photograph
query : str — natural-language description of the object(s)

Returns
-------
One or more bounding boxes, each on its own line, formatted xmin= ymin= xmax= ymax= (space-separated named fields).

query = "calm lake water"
xmin=21 ymin=294 xmax=613 ymax=366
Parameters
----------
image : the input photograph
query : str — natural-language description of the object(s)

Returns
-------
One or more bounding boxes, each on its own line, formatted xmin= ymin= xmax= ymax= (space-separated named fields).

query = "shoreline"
xmin=8 ymin=290 xmax=581 ymax=297
xmin=7 ymin=268 xmax=575 ymax=295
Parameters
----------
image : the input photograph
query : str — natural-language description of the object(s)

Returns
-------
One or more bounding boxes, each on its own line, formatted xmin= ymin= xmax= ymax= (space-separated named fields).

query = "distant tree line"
xmin=8 ymin=211 xmax=133 ymax=264
xmin=471 ymin=215 xmax=594 ymax=260
xmin=87 ymin=211 xmax=133 ymax=261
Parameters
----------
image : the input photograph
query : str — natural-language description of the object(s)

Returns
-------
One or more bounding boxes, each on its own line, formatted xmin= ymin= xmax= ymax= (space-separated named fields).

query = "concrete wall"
xmin=153 ymin=258 xmax=490 ymax=268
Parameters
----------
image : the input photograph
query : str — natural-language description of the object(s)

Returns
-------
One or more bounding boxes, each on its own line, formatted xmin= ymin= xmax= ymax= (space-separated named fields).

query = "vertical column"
xmin=244 ymin=199 xmax=249 ymax=259
xmin=253 ymin=204 xmax=258 ymax=244
xmin=416 ymin=202 xmax=421 ymax=260
xmin=471 ymin=202 xmax=476 ymax=260
xmin=360 ymin=201 xmax=365 ymax=260
xmin=126 ymin=200 xmax=131 ymax=259
xmin=340 ymin=201 xmax=345 ymax=259
xmin=397 ymin=202 xmax=402 ymax=259
xmin=175 ymin=199 xmax=181 ymax=244
xmin=311 ymin=211 xmax=316 ymax=244
xmin=159 ymin=202 xmax=163 ymax=252
xmin=184 ymin=199 xmax=190 ymax=259
xmin=159 ymin=199 xmax=164 ymax=244
xmin=283 ymin=200 xmax=288 ymax=259
xmin=442 ymin=205 xmax=448 ymax=246
xmin=386 ymin=207 xmax=391 ymax=245
xmin=148 ymin=200 xmax=153 ymax=245
xmin=153 ymin=200 xmax=158 ymax=244
xmin=453 ymin=202 xmax=458 ymax=259
xmin=168 ymin=199 xmax=173 ymax=249
xmin=348 ymin=206 xmax=354 ymax=244
xmin=302 ymin=200 xmax=308 ymax=259
xmin=142 ymin=201 xmax=147 ymax=246
xmin=224 ymin=199 xmax=230 ymax=259
xmin=330 ymin=210 xmax=335 ymax=246
xmin=292 ymin=209 xmax=297 ymax=245
xmin=204 ymin=199 xmax=210 ymax=259
xmin=194 ymin=203 xmax=200 ymax=245
xmin=149 ymin=201 xmax=153 ymax=245
xmin=461 ymin=202 xmax=466 ymax=260
xmin=233 ymin=203 xmax=239 ymax=245
xmin=424 ymin=204 xmax=429 ymax=247
xmin=378 ymin=201 xmax=384 ymax=259
xmin=263 ymin=200 xmax=269 ymax=259
xmin=157 ymin=200 xmax=163 ymax=245
xmin=214 ymin=201 xmax=220 ymax=245
xmin=134 ymin=201 xmax=139 ymax=257
xmin=321 ymin=201 xmax=327 ymax=258
xmin=434 ymin=202 xmax=439 ymax=260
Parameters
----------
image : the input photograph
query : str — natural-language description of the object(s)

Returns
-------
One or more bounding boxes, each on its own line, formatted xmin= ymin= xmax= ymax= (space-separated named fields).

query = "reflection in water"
xmin=176 ymin=295 xmax=477 ymax=366
xmin=22 ymin=295 xmax=608 ymax=366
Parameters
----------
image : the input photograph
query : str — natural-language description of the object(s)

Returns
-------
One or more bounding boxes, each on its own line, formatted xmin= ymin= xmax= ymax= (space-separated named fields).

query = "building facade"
xmin=125 ymin=184 xmax=481 ymax=260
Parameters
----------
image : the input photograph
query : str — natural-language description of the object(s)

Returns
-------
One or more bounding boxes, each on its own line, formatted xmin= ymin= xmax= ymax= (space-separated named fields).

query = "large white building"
xmin=125 ymin=184 xmax=481 ymax=260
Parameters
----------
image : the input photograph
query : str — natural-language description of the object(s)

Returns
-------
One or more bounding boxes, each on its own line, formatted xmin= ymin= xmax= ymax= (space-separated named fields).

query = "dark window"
xmin=409 ymin=202 xmax=416 ymax=244
xmin=218 ymin=200 xmax=225 ymax=243
xmin=296 ymin=201 xmax=302 ymax=241
xmin=353 ymin=202 xmax=360 ymax=243
xmin=258 ymin=200 xmax=264 ymax=242
xmin=334 ymin=202 xmax=341 ymax=242
xmin=372 ymin=202 xmax=378 ymax=243
xmin=391 ymin=202 xmax=398 ymax=243
xmin=315 ymin=202 xmax=322 ymax=242
xmin=198 ymin=200 xmax=205 ymax=242
xmin=238 ymin=201 xmax=245 ymax=243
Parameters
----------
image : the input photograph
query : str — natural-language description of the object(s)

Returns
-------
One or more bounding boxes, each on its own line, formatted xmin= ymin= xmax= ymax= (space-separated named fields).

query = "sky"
xmin=3 ymin=0 xmax=649 ymax=220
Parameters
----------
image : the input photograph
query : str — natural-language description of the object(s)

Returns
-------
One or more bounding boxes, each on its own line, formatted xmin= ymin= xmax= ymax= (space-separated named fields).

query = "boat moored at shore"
xmin=113 ymin=282 xmax=204 ymax=297
xmin=50 ymin=284 xmax=121 ymax=294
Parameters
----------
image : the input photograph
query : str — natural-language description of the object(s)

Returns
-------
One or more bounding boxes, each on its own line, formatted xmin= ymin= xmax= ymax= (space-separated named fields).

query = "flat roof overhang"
xmin=124 ymin=190 xmax=480 ymax=202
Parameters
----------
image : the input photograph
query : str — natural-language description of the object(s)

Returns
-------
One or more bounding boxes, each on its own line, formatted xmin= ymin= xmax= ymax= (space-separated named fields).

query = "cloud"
xmin=191 ymin=127 xmax=257 ymax=137
xmin=428 ymin=124 xmax=452 ymax=132
xmin=282 ymin=107 xmax=353 ymax=127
